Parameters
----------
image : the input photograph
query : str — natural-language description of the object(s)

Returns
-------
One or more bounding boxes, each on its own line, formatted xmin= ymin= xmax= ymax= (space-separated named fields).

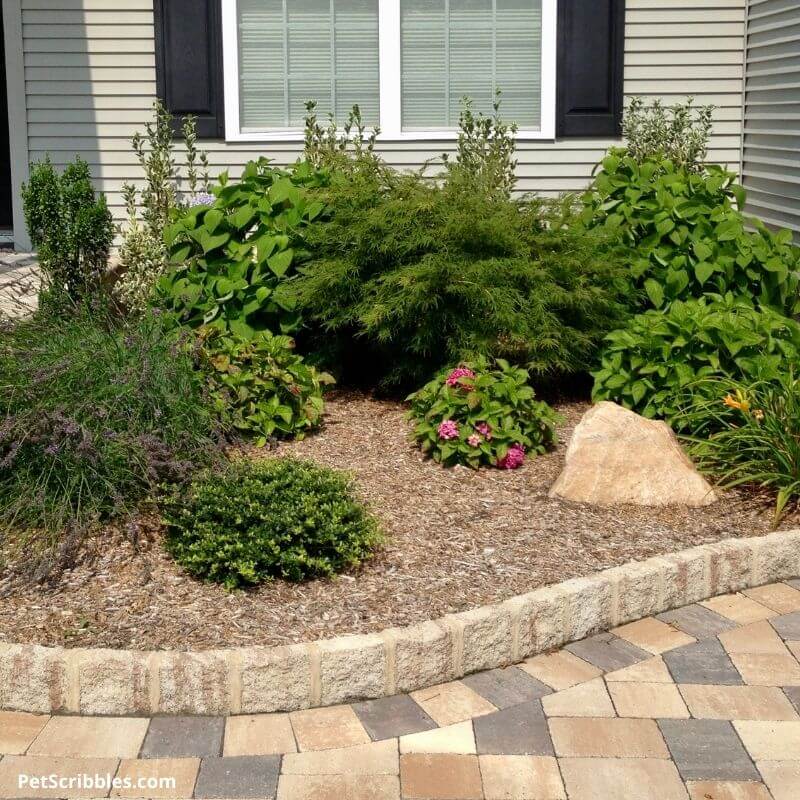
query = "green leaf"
xmin=694 ymin=261 xmax=715 ymax=285
xmin=644 ymin=278 xmax=665 ymax=308
xmin=267 ymin=249 xmax=294 ymax=277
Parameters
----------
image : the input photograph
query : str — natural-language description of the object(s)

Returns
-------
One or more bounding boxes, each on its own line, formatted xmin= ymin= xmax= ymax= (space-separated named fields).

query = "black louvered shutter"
xmin=154 ymin=0 xmax=225 ymax=139
xmin=557 ymin=0 xmax=626 ymax=138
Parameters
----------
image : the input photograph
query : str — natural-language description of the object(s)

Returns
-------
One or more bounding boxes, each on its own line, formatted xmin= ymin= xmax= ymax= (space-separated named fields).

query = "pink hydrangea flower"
xmin=497 ymin=443 xmax=526 ymax=470
xmin=475 ymin=422 xmax=493 ymax=440
xmin=445 ymin=367 xmax=476 ymax=388
xmin=467 ymin=434 xmax=482 ymax=448
xmin=438 ymin=420 xmax=459 ymax=440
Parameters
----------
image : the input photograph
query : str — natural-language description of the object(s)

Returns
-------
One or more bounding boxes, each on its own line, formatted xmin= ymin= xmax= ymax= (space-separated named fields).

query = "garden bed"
xmin=0 ymin=391 xmax=793 ymax=651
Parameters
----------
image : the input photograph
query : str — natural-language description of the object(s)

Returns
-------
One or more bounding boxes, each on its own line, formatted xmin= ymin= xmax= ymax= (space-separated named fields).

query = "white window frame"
xmin=222 ymin=0 xmax=557 ymax=142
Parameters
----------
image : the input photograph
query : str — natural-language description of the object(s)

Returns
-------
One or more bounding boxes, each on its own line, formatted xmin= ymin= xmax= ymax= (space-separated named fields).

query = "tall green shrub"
xmin=580 ymin=152 xmax=800 ymax=315
xmin=591 ymin=294 xmax=800 ymax=423
xmin=156 ymin=158 xmax=327 ymax=338
xmin=22 ymin=156 xmax=114 ymax=302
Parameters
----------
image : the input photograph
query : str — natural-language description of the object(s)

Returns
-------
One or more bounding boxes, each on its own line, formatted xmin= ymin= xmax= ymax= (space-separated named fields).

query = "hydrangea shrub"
xmin=407 ymin=358 xmax=559 ymax=469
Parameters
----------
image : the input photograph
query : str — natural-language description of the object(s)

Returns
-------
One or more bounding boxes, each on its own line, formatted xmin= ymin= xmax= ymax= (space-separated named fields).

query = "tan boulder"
xmin=549 ymin=401 xmax=718 ymax=507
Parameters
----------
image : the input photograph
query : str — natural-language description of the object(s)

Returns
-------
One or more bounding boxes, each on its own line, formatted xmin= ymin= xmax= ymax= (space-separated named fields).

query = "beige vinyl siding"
xmin=741 ymin=0 xmax=800 ymax=239
xmin=20 ymin=0 xmax=746 ymax=227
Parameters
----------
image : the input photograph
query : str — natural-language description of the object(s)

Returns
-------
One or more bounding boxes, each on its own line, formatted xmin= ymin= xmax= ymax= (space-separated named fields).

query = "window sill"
xmin=226 ymin=129 xmax=556 ymax=144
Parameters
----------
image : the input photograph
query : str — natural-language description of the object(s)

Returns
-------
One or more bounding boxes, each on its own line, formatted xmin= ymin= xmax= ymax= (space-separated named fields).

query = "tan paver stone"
xmin=0 ymin=755 xmax=119 ymax=798
xmin=289 ymin=705 xmax=370 ymax=752
xmin=559 ymin=757 xmax=688 ymax=800
xmin=519 ymin=652 xmax=601 ymax=691
xmin=0 ymin=711 xmax=49 ymax=756
xmin=612 ymin=618 xmax=696 ymax=655
xmin=701 ymin=594 xmax=776 ymax=625
xmin=282 ymin=739 xmax=399 ymax=775
xmin=400 ymin=753 xmax=483 ymax=800
xmin=788 ymin=641 xmax=800 ymax=661
xmin=541 ymin=677 xmax=615 ymax=718
xmin=719 ymin=621 xmax=789 ymax=655
xmin=605 ymin=656 xmax=674 ymax=684
xmin=734 ymin=722 xmax=800 ymax=761
xmin=479 ymin=755 xmax=565 ymax=800
xmin=223 ymin=714 xmax=297 ymax=756
xmin=758 ymin=760 xmax=800 ymax=800
xmin=744 ymin=584 xmax=800 ymax=614
xmin=608 ymin=681 xmax=690 ymax=718
xmin=27 ymin=717 xmax=149 ymax=759
xmin=686 ymin=781 xmax=772 ymax=800
xmin=111 ymin=758 xmax=200 ymax=798
xmin=548 ymin=717 xmax=669 ymax=758
xmin=277 ymin=774 xmax=400 ymax=800
xmin=410 ymin=681 xmax=496 ymax=727
xmin=730 ymin=652 xmax=800 ymax=687
xmin=400 ymin=722 xmax=476 ymax=755
xmin=680 ymin=684 xmax=799 ymax=721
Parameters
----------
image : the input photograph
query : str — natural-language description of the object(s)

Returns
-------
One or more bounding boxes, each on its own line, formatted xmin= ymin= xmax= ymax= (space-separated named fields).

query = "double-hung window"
xmin=222 ymin=0 xmax=557 ymax=141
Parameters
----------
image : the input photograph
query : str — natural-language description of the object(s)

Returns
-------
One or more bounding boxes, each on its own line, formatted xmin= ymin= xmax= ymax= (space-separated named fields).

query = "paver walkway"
xmin=0 ymin=252 xmax=39 ymax=320
xmin=3 ymin=581 xmax=800 ymax=798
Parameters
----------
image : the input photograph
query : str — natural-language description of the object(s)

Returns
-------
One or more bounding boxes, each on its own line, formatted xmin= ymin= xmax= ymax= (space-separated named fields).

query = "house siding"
xmin=741 ymin=0 xmax=800 ymax=239
xmin=19 ymin=0 xmax=746 ymax=227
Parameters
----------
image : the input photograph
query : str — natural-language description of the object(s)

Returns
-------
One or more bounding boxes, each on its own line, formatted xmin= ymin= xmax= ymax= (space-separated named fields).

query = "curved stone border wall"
xmin=2 ymin=530 xmax=799 ymax=717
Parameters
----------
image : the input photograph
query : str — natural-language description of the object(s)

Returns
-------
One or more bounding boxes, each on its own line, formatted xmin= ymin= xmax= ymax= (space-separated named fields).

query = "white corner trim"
xmin=2 ymin=0 xmax=30 ymax=251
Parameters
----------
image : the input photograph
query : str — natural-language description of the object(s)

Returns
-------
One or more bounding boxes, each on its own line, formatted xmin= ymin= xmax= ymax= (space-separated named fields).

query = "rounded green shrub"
xmin=592 ymin=294 xmax=800 ymax=424
xmin=407 ymin=357 xmax=559 ymax=469
xmin=197 ymin=327 xmax=334 ymax=445
xmin=161 ymin=458 xmax=381 ymax=588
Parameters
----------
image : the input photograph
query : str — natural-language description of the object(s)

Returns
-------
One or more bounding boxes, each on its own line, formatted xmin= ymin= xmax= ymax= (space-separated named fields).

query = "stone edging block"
xmin=1 ymin=530 xmax=798 ymax=716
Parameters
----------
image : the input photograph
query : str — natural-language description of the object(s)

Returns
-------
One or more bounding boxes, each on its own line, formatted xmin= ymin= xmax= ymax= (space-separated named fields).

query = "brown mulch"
xmin=0 ymin=391 xmax=796 ymax=651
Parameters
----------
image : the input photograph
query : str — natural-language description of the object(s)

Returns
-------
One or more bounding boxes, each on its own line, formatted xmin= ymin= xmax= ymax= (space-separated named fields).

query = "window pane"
xmin=401 ymin=0 xmax=542 ymax=130
xmin=238 ymin=0 xmax=380 ymax=130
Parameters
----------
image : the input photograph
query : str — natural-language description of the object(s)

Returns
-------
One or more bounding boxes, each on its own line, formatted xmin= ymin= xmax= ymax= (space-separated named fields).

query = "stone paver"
xmin=770 ymin=611 xmax=800 ymax=640
xmin=701 ymin=594 xmax=776 ymax=625
xmin=400 ymin=722 xmax=476 ymax=755
xmin=112 ymin=758 xmax=200 ymax=798
xmin=663 ymin=639 xmax=743 ymax=685
xmin=478 ymin=755 xmax=565 ymax=800
xmin=4 ymin=584 xmax=800 ymax=798
xmin=28 ymin=717 xmax=149 ymax=759
xmin=658 ymin=604 xmax=737 ymax=640
xmin=400 ymin=753 xmax=483 ymax=800
xmin=686 ymin=781 xmax=772 ymax=800
xmin=193 ymin=755 xmax=281 ymax=799
xmin=659 ymin=719 xmax=760 ymax=781
xmin=473 ymin=701 xmax=553 ymax=756
xmin=353 ymin=695 xmax=437 ymax=741
xmin=541 ymin=677 xmax=615 ymax=718
xmin=565 ymin=633 xmax=651 ymax=672
xmin=608 ymin=681 xmax=690 ymax=718
xmin=549 ymin=717 xmax=669 ymax=759
xmin=142 ymin=717 xmax=225 ymax=759
xmin=223 ymin=714 xmax=297 ymax=757
xmin=519 ymin=651 xmax=601 ymax=691
xmin=744 ymin=583 xmax=800 ymax=614
xmin=612 ymin=617 xmax=696 ymax=655
xmin=559 ymin=758 xmax=689 ymax=800
xmin=605 ymin=655 xmax=674 ymax=683
xmin=411 ymin=681 xmax=496 ymax=727
xmin=679 ymin=684 xmax=798 ymax=721
xmin=758 ymin=760 xmax=800 ymax=800
xmin=289 ymin=705 xmax=371 ymax=752
xmin=0 ymin=711 xmax=49 ymax=756
xmin=462 ymin=666 xmax=551 ymax=709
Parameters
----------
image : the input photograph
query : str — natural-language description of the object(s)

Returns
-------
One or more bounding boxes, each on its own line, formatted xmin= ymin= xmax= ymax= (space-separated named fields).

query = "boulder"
xmin=549 ymin=401 xmax=718 ymax=507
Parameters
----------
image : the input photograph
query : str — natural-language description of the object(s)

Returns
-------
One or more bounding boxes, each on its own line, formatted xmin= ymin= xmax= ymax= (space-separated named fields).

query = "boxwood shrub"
xmin=161 ymin=458 xmax=381 ymax=588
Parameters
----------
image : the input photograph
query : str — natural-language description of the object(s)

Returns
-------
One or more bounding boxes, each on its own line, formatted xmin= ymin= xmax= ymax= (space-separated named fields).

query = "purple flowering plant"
xmin=407 ymin=356 xmax=560 ymax=469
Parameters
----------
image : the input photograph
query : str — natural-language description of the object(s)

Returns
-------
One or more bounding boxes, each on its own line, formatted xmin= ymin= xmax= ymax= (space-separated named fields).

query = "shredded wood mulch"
xmin=0 ymin=391 xmax=796 ymax=651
